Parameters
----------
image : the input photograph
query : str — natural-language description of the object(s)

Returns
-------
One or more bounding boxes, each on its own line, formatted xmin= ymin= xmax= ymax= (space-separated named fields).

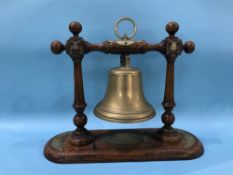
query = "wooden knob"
xmin=166 ymin=21 xmax=179 ymax=36
xmin=50 ymin=41 xmax=64 ymax=54
xmin=69 ymin=21 xmax=82 ymax=35
xmin=184 ymin=41 xmax=195 ymax=53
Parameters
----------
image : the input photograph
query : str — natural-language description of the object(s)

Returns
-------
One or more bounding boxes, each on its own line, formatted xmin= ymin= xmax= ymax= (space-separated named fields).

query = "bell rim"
xmin=94 ymin=107 xmax=156 ymax=123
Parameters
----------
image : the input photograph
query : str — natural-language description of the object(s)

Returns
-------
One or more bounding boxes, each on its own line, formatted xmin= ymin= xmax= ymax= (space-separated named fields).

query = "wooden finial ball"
xmin=69 ymin=21 xmax=82 ymax=35
xmin=166 ymin=21 xmax=179 ymax=35
xmin=50 ymin=41 xmax=64 ymax=54
xmin=184 ymin=41 xmax=195 ymax=53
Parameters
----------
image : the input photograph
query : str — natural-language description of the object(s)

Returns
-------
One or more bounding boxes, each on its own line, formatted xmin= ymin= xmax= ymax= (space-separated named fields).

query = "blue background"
xmin=0 ymin=0 xmax=233 ymax=174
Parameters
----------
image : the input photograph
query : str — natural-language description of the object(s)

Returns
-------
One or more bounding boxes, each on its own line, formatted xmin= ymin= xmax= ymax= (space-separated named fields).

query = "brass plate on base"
xmin=44 ymin=128 xmax=204 ymax=163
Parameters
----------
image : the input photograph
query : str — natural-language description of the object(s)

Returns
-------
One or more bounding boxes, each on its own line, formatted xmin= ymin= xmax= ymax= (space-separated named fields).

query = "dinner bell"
xmin=94 ymin=54 xmax=156 ymax=123
xmin=94 ymin=17 xmax=155 ymax=123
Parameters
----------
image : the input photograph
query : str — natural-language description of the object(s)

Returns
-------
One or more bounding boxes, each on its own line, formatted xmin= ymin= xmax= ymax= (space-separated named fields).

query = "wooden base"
xmin=44 ymin=128 xmax=204 ymax=163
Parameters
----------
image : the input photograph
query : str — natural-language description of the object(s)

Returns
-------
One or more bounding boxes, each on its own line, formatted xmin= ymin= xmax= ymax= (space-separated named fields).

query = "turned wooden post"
xmin=162 ymin=55 xmax=176 ymax=129
xmin=157 ymin=22 xmax=195 ymax=142
xmin=50 ymin=22 xmax=93 ymax=146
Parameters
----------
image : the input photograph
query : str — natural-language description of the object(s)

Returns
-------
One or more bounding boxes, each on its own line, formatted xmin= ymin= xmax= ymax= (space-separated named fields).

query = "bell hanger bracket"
xmin=44 ymin=17 xmax=203 ymax=163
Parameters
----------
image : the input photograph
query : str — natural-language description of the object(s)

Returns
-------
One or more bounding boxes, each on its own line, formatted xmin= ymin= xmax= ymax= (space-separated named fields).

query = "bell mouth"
xmin=94 ymin=103 xmax=155 ymax=123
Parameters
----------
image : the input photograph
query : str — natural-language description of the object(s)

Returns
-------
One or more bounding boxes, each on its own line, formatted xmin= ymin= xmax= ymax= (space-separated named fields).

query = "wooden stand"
xmin=44 ymin=129 xmax=203 ymax=163
xmin=44 ymin=21 xmax=203 ymax=163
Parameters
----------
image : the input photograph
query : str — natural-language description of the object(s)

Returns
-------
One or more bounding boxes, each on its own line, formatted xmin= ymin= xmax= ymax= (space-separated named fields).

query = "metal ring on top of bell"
xmin=94 ymin=53 xmax=156 ymax=123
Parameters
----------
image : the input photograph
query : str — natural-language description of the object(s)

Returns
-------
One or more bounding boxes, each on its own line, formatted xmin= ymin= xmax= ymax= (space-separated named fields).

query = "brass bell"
xmin=94 ymin=55 xmax=156 ymax=123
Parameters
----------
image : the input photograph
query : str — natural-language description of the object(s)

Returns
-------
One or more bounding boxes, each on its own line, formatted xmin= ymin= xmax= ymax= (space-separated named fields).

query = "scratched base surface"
xmin=44 ymin=128 xmax=204 ymax=163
